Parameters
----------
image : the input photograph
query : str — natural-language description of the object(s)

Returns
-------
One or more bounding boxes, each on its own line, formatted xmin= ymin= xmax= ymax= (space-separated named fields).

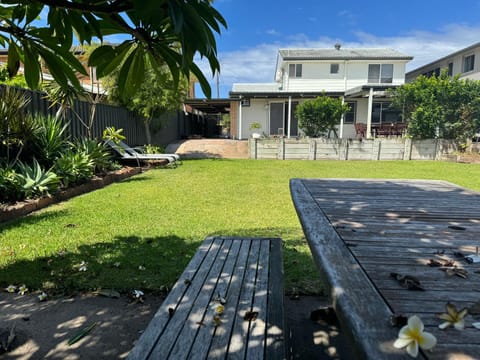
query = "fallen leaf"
xmin=390 ymin=314 xmax=408 ymax=328
xmin=468 ymin=301 xmax=480 ymax=315
xmin=243 ymin=311 xmax=259 ymax=321
xmin=448 ymin=225 xmax=466 ymax=231
xmin=390 ymin=273 xmax=424 ymax=291
xmin=68 ymin=323 xmax=97 ymax=346
xmin=95 ymin=289 xmax=120 ymax=299
xmin=441 ymin=267 xmax=468 ymax=279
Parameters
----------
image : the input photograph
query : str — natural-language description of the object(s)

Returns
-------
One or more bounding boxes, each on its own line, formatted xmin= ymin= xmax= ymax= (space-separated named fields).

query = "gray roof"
xmin=231 ymin=83 xmax=281 ymax=93
xmin=278 ymin=48 xmax=413 ymax=61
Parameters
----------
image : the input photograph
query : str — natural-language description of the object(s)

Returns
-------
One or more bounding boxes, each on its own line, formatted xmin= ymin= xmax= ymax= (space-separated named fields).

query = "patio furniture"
xmin=127 ymin=236 xmax=285 ymax=360
xmin=290 ymin=178 xmax=480 ymax=359
xmin=105 ymin=140 xmax=178 ymax=167
xmin=117 ymin=141 xmax=181 ymax=162
xmin=354 ymin=123 xmax=366 ymax=138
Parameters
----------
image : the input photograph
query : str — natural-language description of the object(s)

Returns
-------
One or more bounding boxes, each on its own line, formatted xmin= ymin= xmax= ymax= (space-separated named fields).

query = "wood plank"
xmin=187 ymin=238 xmax=242 ymax=359
xmin=147 ymin=238 xmax=223 ymax=359
xmin=226 ymin=239 xmax=262 ymax=360
xmin=166 ymin=238 xmax=234 ymax=359
xmin=290 ymin=179 xmax=413 ymax=359
xmin=246 ymin=239 xmax=270 ymax=359
xmin=207 ymin=239 xmax=253 ymax=359
xmin=266 ymin=238 xmax=285 ymax=360
xmin=290 ymin=178 xmax=480 ymax=359
xmin=126 ymin=237 xmax=215 ymax=360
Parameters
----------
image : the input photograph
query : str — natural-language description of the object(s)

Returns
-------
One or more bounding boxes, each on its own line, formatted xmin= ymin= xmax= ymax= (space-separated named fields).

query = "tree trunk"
xmin=144 ymin=118 xmax=152 ymax=144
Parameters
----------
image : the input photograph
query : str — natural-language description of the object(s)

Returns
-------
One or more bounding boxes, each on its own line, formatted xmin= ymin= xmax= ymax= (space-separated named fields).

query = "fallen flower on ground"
xmin=393 ymin=315 xmax=437 ymax=358
xmin=38 ymin=292 xmax=48 ymax=302
xmin=18 ymin=285 xmax=28 ymax=295
xmin=437 ymin=302 xmax=468 ymax=330
xmin=6 ymin=285 xmax=16 ymax=293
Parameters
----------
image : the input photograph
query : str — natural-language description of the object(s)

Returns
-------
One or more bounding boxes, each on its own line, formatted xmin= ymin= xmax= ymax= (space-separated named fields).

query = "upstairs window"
xmin=368 ymin=64 xmax=393 ymax=83
xmin=288 ymin=64 xmax=302 ymax=78
xmin=463 ymin=54 xmax=475 ymax=73
xmin=330 ymin=63 xmax=340 ymax=74
xmin=448 ymin=62 xmax=453 ymax=76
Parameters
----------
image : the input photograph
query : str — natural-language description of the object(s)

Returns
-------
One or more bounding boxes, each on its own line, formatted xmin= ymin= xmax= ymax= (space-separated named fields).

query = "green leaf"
xmin=21 ymin=42 xmax=40 ymax=89
xmin=7 ymin=41 xmax=20 ymax=78
xmin=68 ymin=323 xmax=97 ymax=346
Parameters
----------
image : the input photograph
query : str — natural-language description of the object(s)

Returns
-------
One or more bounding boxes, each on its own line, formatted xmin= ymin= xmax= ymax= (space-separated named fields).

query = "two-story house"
xmin=406 ymin=42 xmax=480 ymax=82
xmin=229 ymin=45 xmax=413 ymax=139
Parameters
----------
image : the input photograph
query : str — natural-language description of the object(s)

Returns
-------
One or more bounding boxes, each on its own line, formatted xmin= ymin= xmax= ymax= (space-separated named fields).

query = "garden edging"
xmin=0 ymin=166 xmax=142 ymax=224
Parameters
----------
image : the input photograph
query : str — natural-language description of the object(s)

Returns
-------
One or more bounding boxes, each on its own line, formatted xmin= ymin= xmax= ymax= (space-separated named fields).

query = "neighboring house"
xmin=229 ymin=45 xmax=413 ymax=139
xmin=406 ymin=42 xmax=480 ymax=82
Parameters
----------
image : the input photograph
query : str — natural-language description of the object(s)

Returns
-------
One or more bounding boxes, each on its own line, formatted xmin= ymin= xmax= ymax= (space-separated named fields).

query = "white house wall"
xmin=241 ymin=99 xmax=270 ymax=137
xmin=239 ymin=97 xmax=371 ymax=139
xmin=284 ymin=61 xmax=408 ymax=92
xmin=406 ymin=44 xmax=480 ymax=82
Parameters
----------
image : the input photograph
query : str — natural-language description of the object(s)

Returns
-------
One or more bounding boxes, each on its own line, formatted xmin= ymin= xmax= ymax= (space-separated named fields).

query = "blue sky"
xmin=195 ymin=0 xmax=480 ymax=97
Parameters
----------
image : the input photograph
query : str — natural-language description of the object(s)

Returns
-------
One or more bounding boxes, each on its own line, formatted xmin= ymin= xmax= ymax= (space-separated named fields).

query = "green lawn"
xmin=1 ymin=159 xmax=480 ymax=296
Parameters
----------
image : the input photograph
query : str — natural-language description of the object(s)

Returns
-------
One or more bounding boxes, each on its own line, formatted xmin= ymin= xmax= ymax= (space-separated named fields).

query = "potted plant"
xmin=249 ymin=122 xmax=262 ymax=139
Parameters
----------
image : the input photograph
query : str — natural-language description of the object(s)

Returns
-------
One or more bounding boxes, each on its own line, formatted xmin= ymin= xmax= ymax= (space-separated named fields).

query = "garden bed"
xmin=0 ymin=166 xmax=142 ymax=223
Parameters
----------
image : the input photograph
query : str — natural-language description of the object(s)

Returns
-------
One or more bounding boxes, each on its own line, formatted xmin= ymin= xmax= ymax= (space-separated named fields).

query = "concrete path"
xmin=166 ymin=139 xmax=249 ymax=159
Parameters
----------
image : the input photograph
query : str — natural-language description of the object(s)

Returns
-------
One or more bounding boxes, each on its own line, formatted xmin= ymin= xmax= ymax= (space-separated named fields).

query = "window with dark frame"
xmin=368 ymin=64 xmax=393 ymax=83
xmin=448 ymin=62 xmax=453 ymax=76
xmin=463 ymin=54 xmax=475 ymax=73
xmin=372 ymin=102 xmax=402 ymax=124
xmin=288 ymin=63 xmax=302 ymax=78
xmin=344 ymin=102 xmax=356 ymax=123
xmin=330 ymin=63 xmax=339 ymax=74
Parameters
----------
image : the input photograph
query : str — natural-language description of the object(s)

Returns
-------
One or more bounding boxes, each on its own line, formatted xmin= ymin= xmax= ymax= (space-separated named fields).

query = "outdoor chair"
xmin=354 ymin=123 xmax=366 ymax=138
xmin=105 ymin=140 xmax=179 ymax=167
xmin=117 ymin=141 xmax=181 ymax=163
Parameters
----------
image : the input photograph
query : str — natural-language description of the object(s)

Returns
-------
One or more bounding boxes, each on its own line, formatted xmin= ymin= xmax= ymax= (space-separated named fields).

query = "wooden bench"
xmin=127 ymin=236 xmax=285 ymax=360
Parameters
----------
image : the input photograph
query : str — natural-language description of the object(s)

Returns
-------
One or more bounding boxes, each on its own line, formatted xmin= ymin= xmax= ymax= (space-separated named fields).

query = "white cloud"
xmin=196 ymin=23 xmax=480 ymax=97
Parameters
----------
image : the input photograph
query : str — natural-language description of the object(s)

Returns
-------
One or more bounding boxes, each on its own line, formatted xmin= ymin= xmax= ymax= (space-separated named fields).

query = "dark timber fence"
xmin=0 ymin=85 xmax=158 ymax=145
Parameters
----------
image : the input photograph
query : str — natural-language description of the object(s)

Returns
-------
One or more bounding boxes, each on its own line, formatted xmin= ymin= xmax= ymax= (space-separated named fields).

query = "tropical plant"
xmin=143 ymin=144 xmax=166 ymax=154
xmin=390 ymin=70 xmax=480 ymax=146
xmin=0 ymin=86 xmax=33 ymax=163
xmin=295 ymin=95 xmax=350 ymax=138
xmin=105 ymin=66 xmax=189 ymax=143
xmin=102 ymin=127 xmax=126 ymax=144
xmin=75 ymin=138 xmax=114 ymax=174
xmin=15 ymin=159 xmax=60 ymax=199
xmin=0 ymin=1 xmax=226 ymax=98
xmin=30 ymin=114 xmax=69 ymax=167
xmin=0 ymin=163 xmax=21 ymax=203
xmin=54 ymin=150 xmax=95 ymax=188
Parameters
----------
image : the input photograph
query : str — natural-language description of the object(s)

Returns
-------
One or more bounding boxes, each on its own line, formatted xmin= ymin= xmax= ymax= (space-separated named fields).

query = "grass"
xmin=1 ymin=159 xmax=480 ymax=296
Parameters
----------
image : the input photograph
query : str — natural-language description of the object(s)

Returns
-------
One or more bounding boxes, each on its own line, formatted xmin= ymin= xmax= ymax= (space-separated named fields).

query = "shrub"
xmin=295 ymin=95 xmax=350 ymax=138
xmin=0 ymin=163 xmax=21 ymax=203
xmin=30 ymin=114 xmax=70 ymax=167
xmin=143 ymin=144 xmax=166 ymax=154
xmin=16 ymin=159 xmax=60 ymax=199
xmin=75 ymin=138 xmax=115 ymax=174
xmin=54 ymin=149 xmax=94 ymax=188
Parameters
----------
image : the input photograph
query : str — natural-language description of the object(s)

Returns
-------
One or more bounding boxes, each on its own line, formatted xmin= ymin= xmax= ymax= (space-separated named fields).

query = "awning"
xmin=183 ymin=98 xmax=235 ymax=114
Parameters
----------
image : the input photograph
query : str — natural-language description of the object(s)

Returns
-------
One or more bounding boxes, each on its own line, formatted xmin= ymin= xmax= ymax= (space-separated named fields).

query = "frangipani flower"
xmin=6 ymin=285 xmax=16 ymax=293
xmin=18 ymin=284 xmax=28 ymax=295
xmin=394 ymin=315 xmax=437 ymax=358
xmin=437 ymin=302 xmax=468 ymax=330
xmin=38 ymin=292 xmax=48 ymax=302
xmin=77 ymin=261 xmax=87 ymax=272
xmin=214 ymin=305 xmax=224 ymax=315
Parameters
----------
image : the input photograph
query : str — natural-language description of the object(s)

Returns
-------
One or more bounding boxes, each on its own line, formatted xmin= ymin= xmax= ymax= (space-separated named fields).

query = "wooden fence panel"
xmin=249 ymin=138 xmax=459 ymax=161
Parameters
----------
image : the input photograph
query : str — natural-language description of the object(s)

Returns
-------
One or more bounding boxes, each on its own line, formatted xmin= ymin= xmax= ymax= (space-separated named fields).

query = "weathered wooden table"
xmin=127 ymin=236 xmax=285 ymax=360
xmin=290 ymin=179 xmax=480 ymax=360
